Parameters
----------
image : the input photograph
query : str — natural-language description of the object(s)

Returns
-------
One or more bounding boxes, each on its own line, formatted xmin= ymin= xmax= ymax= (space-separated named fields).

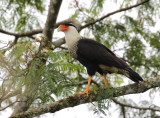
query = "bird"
xmin=57 ymin=23 xmax=143 ymax=96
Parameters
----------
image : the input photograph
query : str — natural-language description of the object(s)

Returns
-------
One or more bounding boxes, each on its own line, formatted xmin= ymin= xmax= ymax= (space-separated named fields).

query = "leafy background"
xmin=0 ymin=0 xmax=160 ymax=117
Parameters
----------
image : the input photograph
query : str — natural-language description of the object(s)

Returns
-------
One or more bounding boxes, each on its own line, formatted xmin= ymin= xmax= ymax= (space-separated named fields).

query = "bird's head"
xmin=57 ymin=23 xmax=77 ymax=32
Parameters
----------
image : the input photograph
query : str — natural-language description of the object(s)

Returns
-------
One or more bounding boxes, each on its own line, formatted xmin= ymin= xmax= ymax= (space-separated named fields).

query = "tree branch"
xmin=50 ymin=0 xmax=150 ymax=49
xmin=10 ymin=78 xmax=160 ymax=118
xmin=0 ymin=101 xmax=18 ymax=111
xmin=10 ymin=0 xmax=63 ymax=116
xmin=112 ymin=98 xmax=160 ymax=112
xmin=0 ymin=29 xmax=42 ymax=37
xmin=0 ymin=89 xmax=21 ymax=104
xmin=81 ymin=0 xmax=150 ymax=29
xmin=0 ymin=0 xmax=150 ymax=49
xmin=0 ymin=0 xmax=150 ymax=52
xmin=0 ymin=0 xmax=150 ymax=51
xmin=121 ymin=106 xmax=126 ymax=118
xmin=0 ymin=18 xmax=81 ymax=40
xmin=36 ymin=0 xmax=63 ymax=57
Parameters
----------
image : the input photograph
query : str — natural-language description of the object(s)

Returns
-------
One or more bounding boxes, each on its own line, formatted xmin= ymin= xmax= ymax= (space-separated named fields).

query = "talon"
xmin=77 ymin=76 xmax=92 ymax=96
xmin=104 ymin=86 xmax=112 ymax=89
xmin=77 ymin=89 xmax=93 ymax=96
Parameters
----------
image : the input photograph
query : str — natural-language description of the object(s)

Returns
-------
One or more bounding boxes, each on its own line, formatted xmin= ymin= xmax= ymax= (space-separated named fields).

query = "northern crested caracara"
xmin=58 ymin=23 xmax=143 ymax=96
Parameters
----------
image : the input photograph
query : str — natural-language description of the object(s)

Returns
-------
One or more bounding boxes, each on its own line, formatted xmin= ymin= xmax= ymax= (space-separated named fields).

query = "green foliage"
xmin=70 ymin=1 xmax=160 ymax=116
xmin=94 ymin=99 xmax=111 ymax=116
xmin=1 ymin=0 xmax=160 ymax=117
xmin=48 ymin=50 xmax=85 ymax=73
xmin=90 ymin=0 xmax=105 ymax=16
xmin=71 ymin=0 xmax=105 ymax=22
xmin=0 ymin=0 xmax=45 ymax=31
xmin=125 ymin=38 xmax=145 ymax=65
xmin=150 ymin=32 xmax=160 ymax=51
xmin=8 ymin=0 xmax=45 ymax=12
xmin=92 ymin=21 xmax=129 ymax=48
xmin=30 ymin=50 xmax=86 ymax=104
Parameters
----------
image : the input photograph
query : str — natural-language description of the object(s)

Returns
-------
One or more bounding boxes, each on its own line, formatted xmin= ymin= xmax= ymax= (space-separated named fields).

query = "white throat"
xmin=64 ymin=26 xmax=81 ymax=49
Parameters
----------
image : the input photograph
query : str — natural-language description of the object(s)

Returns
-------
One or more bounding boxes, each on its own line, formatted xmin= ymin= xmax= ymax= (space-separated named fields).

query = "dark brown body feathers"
xmin=76 ymin=38 xmax=143 ymax=82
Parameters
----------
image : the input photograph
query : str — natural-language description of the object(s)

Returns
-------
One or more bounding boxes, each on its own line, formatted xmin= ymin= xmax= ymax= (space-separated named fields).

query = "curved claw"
xmin=77 ymin=89 xmax=93 ymax=96
xmin=77 ymin=76 xmax=93 ymax=96
xmin=104 ymin=86 xmax=112 ymax=89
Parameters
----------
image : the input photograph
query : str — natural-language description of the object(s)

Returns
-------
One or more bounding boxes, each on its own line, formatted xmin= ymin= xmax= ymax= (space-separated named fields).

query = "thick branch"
xmin=36 ymin=0 xmax=63 ymax=57
xmin=11 ymin=0 xmax=63 ymax=116
xmin=10 ymin=78 xmax=160 ymax=118
xmin=42 ymin=0 xmax=62 ymax=41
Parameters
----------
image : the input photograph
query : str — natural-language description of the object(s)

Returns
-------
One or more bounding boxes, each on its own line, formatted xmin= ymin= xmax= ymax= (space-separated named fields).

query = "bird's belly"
xmin=99 ymin=64 xmax=118 ymax=72
xmin=98 ymin=64 xmax=129 ymax=77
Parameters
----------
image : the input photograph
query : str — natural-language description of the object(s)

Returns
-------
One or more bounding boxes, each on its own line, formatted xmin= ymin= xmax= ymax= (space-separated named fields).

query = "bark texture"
xmin=11 ymin=0 xmax=63 ymax=116
xmin=10 ymin=78 xmax=160 ymax=118
xmin=6 ymin=0 xmax=152 ymax=117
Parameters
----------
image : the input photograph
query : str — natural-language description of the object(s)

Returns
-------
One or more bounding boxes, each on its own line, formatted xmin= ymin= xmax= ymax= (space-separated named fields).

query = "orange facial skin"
xmin=58 ymin=24 xmax=69 ymax=31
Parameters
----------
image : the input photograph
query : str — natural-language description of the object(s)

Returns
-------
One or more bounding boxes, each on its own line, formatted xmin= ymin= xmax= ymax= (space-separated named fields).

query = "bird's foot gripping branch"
xmin=10 ymin=78 xmax=160 ymax=118
xmin=57 ymin=23 xmax=143 ymax=97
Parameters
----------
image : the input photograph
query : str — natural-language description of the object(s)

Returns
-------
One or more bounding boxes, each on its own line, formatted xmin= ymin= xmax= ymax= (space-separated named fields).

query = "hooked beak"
xmin=57 ymin=27 xmax=61 ymax=32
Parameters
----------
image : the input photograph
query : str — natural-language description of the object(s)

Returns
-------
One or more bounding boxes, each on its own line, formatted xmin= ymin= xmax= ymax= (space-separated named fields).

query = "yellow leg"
xmin=103 ymin=73 xmax=112 ymax=89
xmin=77 ymin=76 xmax=93 ymax=96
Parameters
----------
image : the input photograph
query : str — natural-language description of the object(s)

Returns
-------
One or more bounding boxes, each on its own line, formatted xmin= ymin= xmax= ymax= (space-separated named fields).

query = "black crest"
xmin=62 ymin=23 xmax=77 ymax=29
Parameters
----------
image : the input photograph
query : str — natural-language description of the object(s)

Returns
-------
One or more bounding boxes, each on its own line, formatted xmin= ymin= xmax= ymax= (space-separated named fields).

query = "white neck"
xmin=64 ymin=26 xmax=81 ymax=49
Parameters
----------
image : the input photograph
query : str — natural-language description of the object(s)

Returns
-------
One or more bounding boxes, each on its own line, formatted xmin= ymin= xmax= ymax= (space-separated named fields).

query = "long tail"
xmin=125 ymin=68 xmax=143 ymax=83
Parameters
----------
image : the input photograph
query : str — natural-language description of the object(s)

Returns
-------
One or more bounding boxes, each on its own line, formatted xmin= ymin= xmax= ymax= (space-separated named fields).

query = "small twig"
xmin=1 ymin=79 xmax=6 ymax=99
xmin=0 ymin=29 xmax=42 ymax=37
xmin=28 ymin=36 xmax=36 ymax=40
xmin=0 ymin=101 xmax=17 ymax=111
xmin=112 ymin=98 xmax=160 ymax=112
xmin=74 ymin=0 xmax=91 ymax=18
xmin=13 ymin=36 xmax=19 ymax=45
xmin=112 ymin=46 xmax=129 ymax=52
xmin=0 ymin=89 xmax=21 ymax=103
xmin=121 ymin=106 xmax=126 ymax=118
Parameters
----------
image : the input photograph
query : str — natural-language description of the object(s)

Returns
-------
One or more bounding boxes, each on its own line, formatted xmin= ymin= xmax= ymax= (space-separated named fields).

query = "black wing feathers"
xmin=77 ymin=38 xmax=129 ymax=69
xmin=125 ymin=68 xmax=143 ymax=82
xmin=77 ymin=38 xmax=143 ymax=82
